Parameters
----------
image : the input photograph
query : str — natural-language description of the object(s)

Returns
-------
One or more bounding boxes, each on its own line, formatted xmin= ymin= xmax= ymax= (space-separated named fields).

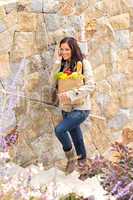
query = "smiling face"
xmin=60 ymin=42 xmax=72 ymax=61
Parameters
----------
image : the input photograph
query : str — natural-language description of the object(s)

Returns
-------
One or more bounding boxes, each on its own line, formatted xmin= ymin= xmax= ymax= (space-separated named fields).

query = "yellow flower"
xmin=69 ymin=72 xmax=85 ymax=80
xmin=55 ymin=72 xmax=85 ymax=80
xmin=55 ymin=72 xmax=68 ymax=80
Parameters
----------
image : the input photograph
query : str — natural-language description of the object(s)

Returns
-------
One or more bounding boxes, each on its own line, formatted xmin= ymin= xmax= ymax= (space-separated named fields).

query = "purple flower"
xmin=116 ymin=182 xmax=133 ymax=200
xmin=5 ymin=132 xmax=18 ymax=146
xmin=111 ymin=181 xmax=123 ymax=195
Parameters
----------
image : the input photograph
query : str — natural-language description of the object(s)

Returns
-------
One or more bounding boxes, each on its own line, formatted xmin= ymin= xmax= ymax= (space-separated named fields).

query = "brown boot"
xmin=77 ymin=158 xmax=91 ymax=181
xmin=77 ymin=158 xmax=88 ymax=173
xmin=65 ymin=148 xmax=77 ymax=175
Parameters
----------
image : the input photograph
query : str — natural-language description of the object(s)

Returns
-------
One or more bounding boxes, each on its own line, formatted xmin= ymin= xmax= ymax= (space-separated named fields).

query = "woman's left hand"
xmin=58 ymin=92 xmax=71 ymax=104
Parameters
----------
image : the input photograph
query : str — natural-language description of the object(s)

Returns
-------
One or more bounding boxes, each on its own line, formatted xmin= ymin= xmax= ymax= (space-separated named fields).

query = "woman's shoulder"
xmin=82 ymin=59 xmax=92 ymax=70
xmin=82 ymin=59 xmax=93 ymax=75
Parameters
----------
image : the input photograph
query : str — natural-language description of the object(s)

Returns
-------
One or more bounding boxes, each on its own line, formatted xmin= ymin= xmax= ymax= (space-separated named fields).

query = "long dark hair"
xmin=59 ymin=37 xmax=84 ymax=72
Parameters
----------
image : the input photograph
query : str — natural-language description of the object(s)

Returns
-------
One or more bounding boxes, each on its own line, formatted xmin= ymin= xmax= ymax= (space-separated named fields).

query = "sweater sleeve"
xmin=66 ymin=59 xmax=96 ymax=102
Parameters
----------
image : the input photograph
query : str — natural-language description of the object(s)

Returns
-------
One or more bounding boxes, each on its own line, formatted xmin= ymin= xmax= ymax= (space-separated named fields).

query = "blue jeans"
xmin=55 ymin=109 xmax=89 ymax=160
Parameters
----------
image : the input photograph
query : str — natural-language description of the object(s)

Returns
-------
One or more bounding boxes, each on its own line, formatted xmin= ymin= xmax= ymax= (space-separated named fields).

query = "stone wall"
xmin=0 ymin=0 xmax=133 ymax=167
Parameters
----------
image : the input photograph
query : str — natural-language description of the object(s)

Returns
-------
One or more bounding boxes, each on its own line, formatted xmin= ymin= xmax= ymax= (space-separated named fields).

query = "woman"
xmin=49 ymin=37 xmax=95 ymax=174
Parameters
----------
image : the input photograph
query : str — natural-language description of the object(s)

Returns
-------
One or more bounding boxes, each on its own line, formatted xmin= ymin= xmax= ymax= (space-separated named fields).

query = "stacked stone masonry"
xmin=0 ymin=0 xmax=133 ymax=167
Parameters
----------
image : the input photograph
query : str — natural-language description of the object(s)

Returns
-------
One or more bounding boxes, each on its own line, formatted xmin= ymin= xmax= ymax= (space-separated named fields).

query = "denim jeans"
xmin=55 ymin=109 xmax=89 ymax=160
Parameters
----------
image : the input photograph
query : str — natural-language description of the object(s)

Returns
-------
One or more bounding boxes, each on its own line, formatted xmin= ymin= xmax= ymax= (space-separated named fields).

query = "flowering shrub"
xmin=0 ymin=126 xmax=132 ymax=200
xmin=78 ymin=142 xmax=133 ymax=200
xmin=0 ymin=125 xmax=18 ymax=151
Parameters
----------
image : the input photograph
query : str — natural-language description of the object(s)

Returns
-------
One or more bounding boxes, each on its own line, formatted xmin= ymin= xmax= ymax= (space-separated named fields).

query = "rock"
xmin=75 ymin=0 xmax=89 ymax=15
xmin=17 ymin=0 xmax=31 ymax=12
xmin=24 ymin=72 xmax=40 ymax=92
xmin=109 ymin=13 xmax=130 ymax=30
xmin=128 ymin=47 xmax=133 ymax=58
xmin=131 ymin=32 xmax=133 ymax=43
xmin=96 ymin=93 xmax=111 ymax=108
xmin=58 ymin=0 xmax=76 ymax=16
xmin=124 ymin=60 xmax=133 ymax=74
xmin=121 ymin=127 xmax=133 ymax=145
xmin=4 ymin=1 xmax=17 ymax=14
xmin=96 ymin=89 xmax=120 ymax=120
xmin=125 ymin=0 xmax=133 ymax=7
xmin=104 ymin=102 xmax=119 ymax=119
xmin=94 ymin=64 xmax=107 ymax=81
xmin=108 ymin=110 xmax=129 ymax=131
xmin=0 ymin=20 xmax=6 ymax=32
xmin=14 ymin=95 xmax=63 ymax=167
xmin=89 ymin=49 xmax=104 ymax=68
xmin=33 ymin=15 xmax=48 ymax=51
xmin=35 ymin=31 xmax=48 ymax=51
xmin=115 ymin=30 xmax=130 ymax=48
xmin=4 ymin=10 xmax=17 ymax=29
xmin=0 ymin=53 xmax=10 ymax=78
xmin=8 ymin=133 xmax=37 ymax=166
xmin=11 ymin=32 xmax=37 ymax=61
xmin=117 ymin=49 xmax=128 ymax=68
xmin=31 ymin=0 xmax=42 ymax=12
xmin=40 ymin=85 xmax=55 ymax=105
xmin=41 ymin=51 xmax=53 ymax=69
xmin=45 ymin=14 xmax=64 ymax=31
xmin=48 ymin=28 xmax=66 ymax=45
xmin=0 ymin=30 xmax=12 ymax=52
xmin=103 ymin=0 xmax=123 ymax=16
xmin=88 ymin=116 xmax=111 ymax=153
xmin=79 ymin=41 xmax=89 ymax=56
xmin=30 ymin=54 xmax=44 ymax=70
xmin=0 ymin=6 xmax=6 ymax=19
xmin=95 ymin=80 xmax=112 ymax=94
xmin=85 ymin=18 xmax=97 ymax=32
xmin=107 ymin=73 xmax=128 ymax=93
xmin=42 ymin=0 xmax=59 ymax=13
xmin=17 ymin=12 xmax=37 ymax=32
xmin=117 ymin=60 xmax=133 ymax=79
xmin=119 ymin=87 xmax=133 ymax=109
xmin=36 ymin=13 xmax=47 ymax=32
xmin=32 ymin=0 xmax=60 ymax=13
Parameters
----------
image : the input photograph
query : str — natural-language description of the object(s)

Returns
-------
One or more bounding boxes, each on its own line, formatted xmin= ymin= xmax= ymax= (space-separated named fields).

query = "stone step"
xmin=0 ymin=160 xmax=115 ymax=200
xmin=0 ymin=162 xmax=24 ymax=178
xmin=28 ymin=165 xmax=115 ymax=200
xmin=30 ymin=166 xmax=66 ymax=187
